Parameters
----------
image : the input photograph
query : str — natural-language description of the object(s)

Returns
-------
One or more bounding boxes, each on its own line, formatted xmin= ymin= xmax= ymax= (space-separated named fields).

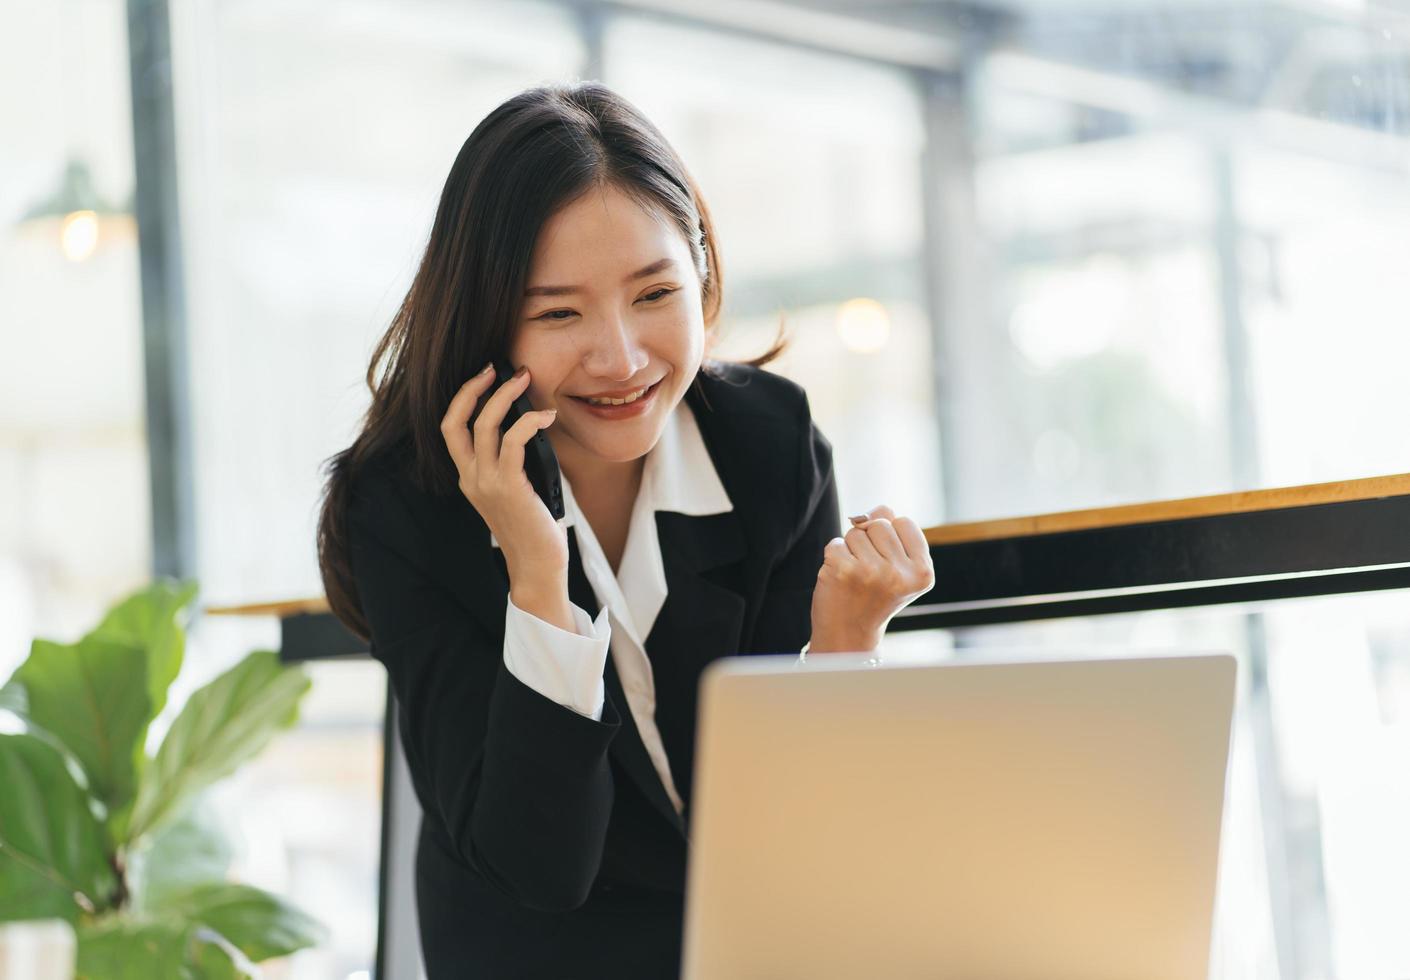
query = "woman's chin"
xmin=584 ymin=437 xmax=656 ymax=464
xmin=551 ymin=426 xmax=656 ymax=467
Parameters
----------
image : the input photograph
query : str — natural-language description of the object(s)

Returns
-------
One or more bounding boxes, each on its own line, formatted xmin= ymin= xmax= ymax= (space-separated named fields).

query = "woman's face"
xmin=508 ymin=182 xmax=706 ymax=473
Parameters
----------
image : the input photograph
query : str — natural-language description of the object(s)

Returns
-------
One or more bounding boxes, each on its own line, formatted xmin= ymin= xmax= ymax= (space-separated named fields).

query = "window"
xmin=606 ymin=18 xmax=942 ymax=527
xmin=165 ymin=2 xmax=585 ymax=974
xmin=0 ymin=0 xmax=147 ymax=675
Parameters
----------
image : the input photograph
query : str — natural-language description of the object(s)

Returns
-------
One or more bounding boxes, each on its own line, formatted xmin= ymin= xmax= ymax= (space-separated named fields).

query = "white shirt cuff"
xmin=503 ymin=595 xmax=611 ymax=721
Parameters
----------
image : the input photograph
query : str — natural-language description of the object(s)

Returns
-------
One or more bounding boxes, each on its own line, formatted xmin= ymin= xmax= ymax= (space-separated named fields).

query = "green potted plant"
xmin=0 ymin=579 xmax=327 ymax=976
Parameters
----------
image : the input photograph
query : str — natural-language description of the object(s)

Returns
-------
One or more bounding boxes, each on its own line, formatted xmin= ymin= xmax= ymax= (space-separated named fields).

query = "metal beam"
xmin=127 ymin=0 xmax=196 ymax=581
xmin=917 ymin=66 xmax=984 ymax=525
xmin=891 ymin=564 xmax=1410 ymax=630
xmin=918 ymin=494 xmax=1410 ymax=604
xmin=559 ymin=0 xmax=961 ymax=71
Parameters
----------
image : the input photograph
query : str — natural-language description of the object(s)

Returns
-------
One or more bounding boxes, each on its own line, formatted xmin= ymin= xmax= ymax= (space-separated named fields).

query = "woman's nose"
xmin=582 ymin=314 xmax=647 ymax=380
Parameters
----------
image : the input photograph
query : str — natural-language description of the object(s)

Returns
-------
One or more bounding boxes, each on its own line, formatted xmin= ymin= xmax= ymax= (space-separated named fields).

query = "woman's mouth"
xmin=569 ymin=379 xmax=662 ymax=419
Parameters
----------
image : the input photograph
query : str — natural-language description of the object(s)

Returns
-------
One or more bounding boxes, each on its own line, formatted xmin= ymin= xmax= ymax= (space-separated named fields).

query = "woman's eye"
xmin=534 ymin=288 xmax=675 ymax=321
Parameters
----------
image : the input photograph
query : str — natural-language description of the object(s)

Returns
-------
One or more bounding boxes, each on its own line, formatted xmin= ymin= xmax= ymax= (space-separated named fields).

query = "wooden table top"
xmin=926 ymin=472 xmax=1410 ymax=545
xmin=204 ymin=472 xmax=1410 ymax=618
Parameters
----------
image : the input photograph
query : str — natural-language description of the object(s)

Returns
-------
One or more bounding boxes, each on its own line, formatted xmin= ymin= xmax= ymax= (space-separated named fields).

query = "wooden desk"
xmin=205 ymin=470 xmax=1410 ymax=980
xmin=208 ymin=470 xmax=1410 ymax=641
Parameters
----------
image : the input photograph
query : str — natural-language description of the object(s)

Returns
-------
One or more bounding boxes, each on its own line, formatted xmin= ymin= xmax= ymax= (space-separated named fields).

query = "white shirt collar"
xmin=489 ymin=396 xmax=732 ymax=545
xmin=493 ymin=397 xmax=731 ymax=819
xmin=489 ymin=398 xmax=734 ymax=640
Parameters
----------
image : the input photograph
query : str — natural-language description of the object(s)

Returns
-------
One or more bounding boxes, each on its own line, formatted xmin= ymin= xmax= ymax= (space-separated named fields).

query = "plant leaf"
xmin=130 ymin=796 xmax=233 ymax=913
xmin=0 ymin=678 xmax=27 ymax=717
xmin=0 ymin=733 xmax=118 ymax=921
xmin=11 ymin=636 xmax=152 ymax=841
xmin=164 ymin=883 xmax=326 ymax=962
xmin=187 ymin=925 xmax=256 ymax=979
xmin=77 ymin=917 xmax=255 ymax=980
xmin=129 ymin=651 xmax=310 ymax=841
xmin=88 ymin=578 xmax=198 ymax=720
xmin=77 ymin=919 xmax=190 ymax=979
xmin=188 ymin=942 xmax=251 ymax=978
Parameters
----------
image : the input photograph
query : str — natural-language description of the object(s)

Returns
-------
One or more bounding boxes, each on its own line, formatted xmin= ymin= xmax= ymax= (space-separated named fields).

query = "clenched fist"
xmin=808 ymin=504 xmax=936 ymax=654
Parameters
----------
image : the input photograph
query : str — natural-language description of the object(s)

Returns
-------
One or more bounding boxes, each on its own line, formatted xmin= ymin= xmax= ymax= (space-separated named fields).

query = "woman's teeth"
xmin=585 ymin=385 xmax=649 ymax=406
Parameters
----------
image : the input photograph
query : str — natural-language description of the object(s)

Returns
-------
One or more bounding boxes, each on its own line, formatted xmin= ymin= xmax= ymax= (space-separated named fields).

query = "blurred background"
xmin=2 ymin=0 xmax=1408 ymax=976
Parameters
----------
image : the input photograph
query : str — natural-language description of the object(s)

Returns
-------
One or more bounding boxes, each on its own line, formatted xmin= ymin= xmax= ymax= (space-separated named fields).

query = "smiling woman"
xmin=313 ymin=80 xmax=933 ymax=978
xmin=512 ymin=184 xmax=706 ymax=496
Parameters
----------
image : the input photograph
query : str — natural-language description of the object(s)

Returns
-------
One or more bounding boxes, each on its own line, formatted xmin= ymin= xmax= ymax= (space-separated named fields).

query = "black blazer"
xmin=345 ymin=361 xmax=840 ymax=978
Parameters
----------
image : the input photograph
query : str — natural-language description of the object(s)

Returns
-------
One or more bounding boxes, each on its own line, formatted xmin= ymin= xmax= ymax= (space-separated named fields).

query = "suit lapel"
xmin=649 ymin=383 xmax=751 ymax=673
xmin=648 ymin=511 xmax=747 ymax=655
xmin=564 ymin=529 xmax=690 ymax=837
xmin=566 ymin=512 xmax=749 ymax=838
xmin=647 ymin=511 xmax=748 ymax=823
xmin=432 ymin=505 xmax=692 ymax=837
xmin=424 ymin=383 xmax=754 ymax=838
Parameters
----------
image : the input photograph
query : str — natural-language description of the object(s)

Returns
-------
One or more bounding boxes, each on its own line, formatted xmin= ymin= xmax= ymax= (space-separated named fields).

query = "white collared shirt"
xmin=490 ymin=397 xmax=734 ymax=816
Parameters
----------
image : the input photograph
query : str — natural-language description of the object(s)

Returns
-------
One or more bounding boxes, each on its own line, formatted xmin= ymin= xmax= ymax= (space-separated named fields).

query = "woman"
xmin=317 ymin=81 xmax=935 ymax=978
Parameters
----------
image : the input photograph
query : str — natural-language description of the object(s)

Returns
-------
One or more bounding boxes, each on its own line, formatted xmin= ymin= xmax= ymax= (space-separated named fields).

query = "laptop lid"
xmin=682 ymin=650 xmax=1237 ymax=980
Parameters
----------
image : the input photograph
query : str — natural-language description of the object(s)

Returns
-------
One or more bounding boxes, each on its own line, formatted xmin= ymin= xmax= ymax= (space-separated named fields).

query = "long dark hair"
xmin=317 ymin=80 xmax=788 ymax=641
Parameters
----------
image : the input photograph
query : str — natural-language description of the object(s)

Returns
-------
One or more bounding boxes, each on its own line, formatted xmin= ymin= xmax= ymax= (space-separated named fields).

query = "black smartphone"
xmin=467 ymin=358 xmax=565 ymax=520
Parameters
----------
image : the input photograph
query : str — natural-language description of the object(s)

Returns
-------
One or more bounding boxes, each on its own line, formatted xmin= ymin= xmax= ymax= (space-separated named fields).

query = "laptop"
xmin=681 ymin=649 xmax=1237 ymax=980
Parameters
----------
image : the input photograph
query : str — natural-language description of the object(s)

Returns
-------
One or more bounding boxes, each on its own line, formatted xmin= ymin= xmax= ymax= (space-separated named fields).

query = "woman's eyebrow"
xmin=524 ymin=257 xmax=677 ymax=297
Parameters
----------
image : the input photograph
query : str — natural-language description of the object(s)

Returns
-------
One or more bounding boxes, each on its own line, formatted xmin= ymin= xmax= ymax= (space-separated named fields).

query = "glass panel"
xmin=949 ymin=4 xmax=1410 ymax=522
xmin=165 ymin=2 xmax=586 ymax=973
xmin=937 ymin=588 xmax=1410 ymax=978
xmin=968 ymin=132 xmax=1233 ymax=516
xmin=605 ymin=19 xmax=943 ymax=526
xmin=168 ymin=0 xmax=584 ymax=606
xmin=1240 ymin=146 xmax=1410 ymax=487
xmin=931 ymin=10 xmax=1410 ymax=971
xmin=0 ymin=0 xmax=148 ymax=674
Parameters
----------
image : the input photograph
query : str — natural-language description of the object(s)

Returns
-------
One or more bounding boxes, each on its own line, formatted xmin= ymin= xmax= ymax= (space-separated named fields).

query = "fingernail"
xmin=848 ymin=514 xmax=868 ymax=523
xmin=514 ymin=365 xmax=528 ymax=379
xmin=478 ymin=363 xmax=494 ymax=376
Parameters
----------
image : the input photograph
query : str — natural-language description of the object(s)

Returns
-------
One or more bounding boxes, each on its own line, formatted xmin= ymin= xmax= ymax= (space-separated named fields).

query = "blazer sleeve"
xmin=345 ymin=469 xmax=621 ymax=912
xmin=746 ymin=393 xmax=841 ymax=654
xmin=503 ymin=594 xmax=610 ymax=721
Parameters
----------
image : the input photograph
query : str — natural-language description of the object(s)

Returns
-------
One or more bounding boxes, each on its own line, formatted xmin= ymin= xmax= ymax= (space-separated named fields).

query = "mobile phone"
xmin=467 ymin=358 xmax=565 ymax=520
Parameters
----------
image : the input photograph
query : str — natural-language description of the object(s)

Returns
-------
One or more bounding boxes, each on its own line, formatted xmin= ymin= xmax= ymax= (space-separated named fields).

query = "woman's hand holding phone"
xmin=807 ymin=504 xmax=936 ymax=654
xmin=440 ymin=363 xmax=572 ymax=620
